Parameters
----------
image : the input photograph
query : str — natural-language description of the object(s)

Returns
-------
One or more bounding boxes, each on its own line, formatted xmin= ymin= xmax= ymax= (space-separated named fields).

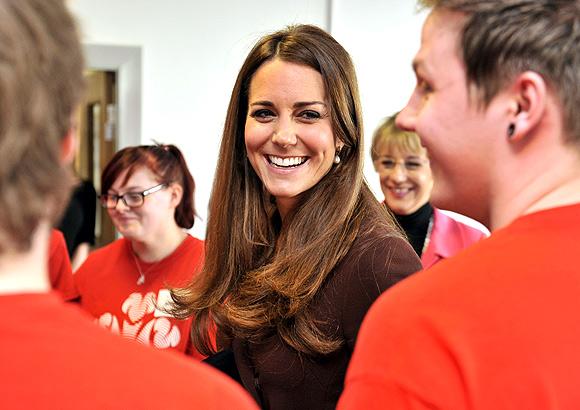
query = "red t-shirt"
xmin=75 ymin=234 xmax=205 ymax=358
xmin=339 ymin=204 xmax=580 ymax=409
xmin=48 ymin=229 xmax=77 ymax=300
xmin=0 ymin=292 xmax=257 ymax=409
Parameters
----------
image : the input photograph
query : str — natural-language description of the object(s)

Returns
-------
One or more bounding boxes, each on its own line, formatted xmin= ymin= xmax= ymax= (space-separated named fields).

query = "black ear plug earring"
xmin=507 ymin=123 xmax=515 ymax=138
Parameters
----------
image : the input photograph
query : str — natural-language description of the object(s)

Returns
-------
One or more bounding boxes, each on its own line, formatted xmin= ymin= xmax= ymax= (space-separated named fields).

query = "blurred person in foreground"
xmin=339 ymin=1 xmax=580 ymax=409
xmin=0 ymin=0 xmax=257 ymax=408
xmin=371 ymin=113 xmax=487 ymax=268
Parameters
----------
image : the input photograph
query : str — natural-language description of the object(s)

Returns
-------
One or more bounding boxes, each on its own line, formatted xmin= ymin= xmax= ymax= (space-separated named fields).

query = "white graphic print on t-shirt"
xmin=97 ymin=289 xmax=181 ymax=349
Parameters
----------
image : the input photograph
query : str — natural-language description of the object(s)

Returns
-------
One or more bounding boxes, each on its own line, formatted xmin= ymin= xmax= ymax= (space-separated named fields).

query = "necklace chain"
xmin=128 ymin=243 xmax=160 ymax=285
xmin=421 ymin=215 xmax=434 ymax=256
xmin=126 ymin=234 xmax=188 ymax=285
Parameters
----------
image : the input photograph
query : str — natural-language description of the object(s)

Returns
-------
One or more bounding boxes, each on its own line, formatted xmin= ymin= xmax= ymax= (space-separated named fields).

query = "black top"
xmin=394 ymin=202 xmax=433 ymax=257
xmin=57 ymin=179 xmax=97 ymax=256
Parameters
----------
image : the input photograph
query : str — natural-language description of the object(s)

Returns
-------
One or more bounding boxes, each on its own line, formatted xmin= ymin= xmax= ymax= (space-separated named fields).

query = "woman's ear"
xmin=169 ymin=183 xmax=184 ymax=208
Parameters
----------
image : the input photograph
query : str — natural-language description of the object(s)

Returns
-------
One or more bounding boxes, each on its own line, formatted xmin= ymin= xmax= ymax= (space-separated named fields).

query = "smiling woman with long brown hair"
xmin=170 ymin=24 xmax=421 ymax=410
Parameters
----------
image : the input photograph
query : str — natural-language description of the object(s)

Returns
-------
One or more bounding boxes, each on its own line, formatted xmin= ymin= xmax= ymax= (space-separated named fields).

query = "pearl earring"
xmin=334 ymin=154 xmax=341 ymax=164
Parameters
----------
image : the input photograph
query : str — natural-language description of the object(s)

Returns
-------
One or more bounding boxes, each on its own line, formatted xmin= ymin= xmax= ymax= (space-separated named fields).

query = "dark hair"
xmin=419 ymin=0 xmax=580 ymax=144
xmin=0 ymin=0 xmax=84 ymax=252
xmin=171 ymin=24 xmax=401 ymax=356
xmin=101 ymin=143 xmax=196 ymax=228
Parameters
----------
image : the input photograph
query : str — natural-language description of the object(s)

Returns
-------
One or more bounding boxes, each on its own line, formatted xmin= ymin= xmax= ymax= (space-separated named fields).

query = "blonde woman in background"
xmin=371 ymin=113 xmax=487 ymax=268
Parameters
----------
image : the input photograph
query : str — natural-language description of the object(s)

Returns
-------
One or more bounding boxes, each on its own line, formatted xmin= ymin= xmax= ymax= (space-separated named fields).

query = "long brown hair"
xmin=171 ymin=24 xmax=401 ymax=356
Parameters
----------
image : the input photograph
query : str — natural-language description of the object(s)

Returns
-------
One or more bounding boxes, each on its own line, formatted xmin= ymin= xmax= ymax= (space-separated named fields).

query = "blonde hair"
xmin=371 ymin=113 xmax=427 ymax=161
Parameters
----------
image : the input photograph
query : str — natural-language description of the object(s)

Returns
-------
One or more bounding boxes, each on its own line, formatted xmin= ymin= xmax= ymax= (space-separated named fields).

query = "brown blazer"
xmin=232 ymin=217 xmax=422 ymax=409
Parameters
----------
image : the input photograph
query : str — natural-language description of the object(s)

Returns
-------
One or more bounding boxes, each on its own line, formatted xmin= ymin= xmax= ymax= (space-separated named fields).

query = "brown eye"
xmin=299 ymin=110 xmax=321 ymax=120
xmin=250 ymin=109 xmax=275 ymax=121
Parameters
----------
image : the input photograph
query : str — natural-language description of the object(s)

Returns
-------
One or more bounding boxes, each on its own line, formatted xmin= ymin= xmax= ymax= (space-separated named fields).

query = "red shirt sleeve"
xmin=48 ymin=229 xmax=78 ymax=301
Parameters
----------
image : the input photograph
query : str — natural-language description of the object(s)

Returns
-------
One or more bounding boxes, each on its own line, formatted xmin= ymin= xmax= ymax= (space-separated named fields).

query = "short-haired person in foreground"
xmin=339 ymin=1 xmax=580 ymax=409
xmin=0 ymin=1 xmax=257 ymax=408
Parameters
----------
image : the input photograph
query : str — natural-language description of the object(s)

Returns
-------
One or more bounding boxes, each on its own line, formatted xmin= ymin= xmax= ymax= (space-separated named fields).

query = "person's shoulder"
xmin=332 ymin=212 xmax=421 ymax=297
xmin=176 ymin=234 xmax=204 ymax=268
xmin=435 ymin=209 xmax=489 ymax=239
xmin=7 ymin=296 xmax=257 ymax=409
xmin=184 ymin=234 xmax=204 ymax=251
xmin=114 ymin=339 xmax=256 ymax=408
xmin=85 ymin=238 xmax=126 ymax=260
xmin=349 ymin=214 xmax=422 ymax=274
xmin=374 ymin=228 xmax=498 ymax=315
xmin=75 ymin=239 xmax=127 ymax=277
xmin=49 ymin=229 xmax=67 ymax=257
xmin=50 ymin=228 xmax=66 ymax=244
xmin=102 ymin=332 xmax=256 ymax=408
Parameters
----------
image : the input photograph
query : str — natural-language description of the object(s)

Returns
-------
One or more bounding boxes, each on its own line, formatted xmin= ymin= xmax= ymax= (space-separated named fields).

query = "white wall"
xmin=331 ymin=1 xmax=427 ymax=198
xmin=69 ymin=0 xmax=427 ymax=238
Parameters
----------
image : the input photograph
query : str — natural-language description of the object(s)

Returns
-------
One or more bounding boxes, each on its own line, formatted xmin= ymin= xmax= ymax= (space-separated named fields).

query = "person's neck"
xmin=491 ymin=134 xmax=580 ymax=231
xmin=394 ymin=202 xmax=433 ymax=227
xmin=131 ymin=224 xmax=187 ymax=263
xmin=393 ymin=202 xmax=433 ymax=257
xmin=276 ymin=196 xmax=298 ymax=222
xmin=0 ymin=221 xmax=50 ymax=295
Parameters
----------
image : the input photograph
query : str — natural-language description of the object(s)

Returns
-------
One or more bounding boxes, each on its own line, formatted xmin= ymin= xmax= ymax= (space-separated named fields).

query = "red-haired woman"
xmin=74 ymin=144 xmax=205 ymax=358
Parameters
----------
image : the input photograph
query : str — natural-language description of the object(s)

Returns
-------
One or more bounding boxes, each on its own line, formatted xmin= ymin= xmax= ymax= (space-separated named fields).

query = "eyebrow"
xmin=249 ymin=100 xmax=327 ymax=109
xmin=379 ymin=155 xmax=423 ymax=160
xmin=108 ymin=186 xmax=144 ymax=194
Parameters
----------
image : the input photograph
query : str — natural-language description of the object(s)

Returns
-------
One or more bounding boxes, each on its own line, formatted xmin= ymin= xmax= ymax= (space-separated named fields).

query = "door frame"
xmin=83 ymin=44 xmax=141 ymax=150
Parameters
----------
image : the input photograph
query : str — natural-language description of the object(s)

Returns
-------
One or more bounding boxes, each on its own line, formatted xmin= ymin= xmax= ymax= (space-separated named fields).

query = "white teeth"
xmin=268 ymin=155 xmax=307 ymax=167
xmin=390 ymin=187 xmax=411 ymax=196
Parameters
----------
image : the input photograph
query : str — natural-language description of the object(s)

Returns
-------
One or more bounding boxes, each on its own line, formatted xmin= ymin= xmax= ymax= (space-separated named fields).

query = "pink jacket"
xmin=421 ymin=208 xmax=488 ymax=269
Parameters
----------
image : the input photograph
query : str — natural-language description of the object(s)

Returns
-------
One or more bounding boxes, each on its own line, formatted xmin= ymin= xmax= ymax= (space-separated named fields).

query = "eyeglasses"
xmin=99 ymin=183 xmax=167 ymax=209
xmin=375 ymin=157 xmax=429 ymax=173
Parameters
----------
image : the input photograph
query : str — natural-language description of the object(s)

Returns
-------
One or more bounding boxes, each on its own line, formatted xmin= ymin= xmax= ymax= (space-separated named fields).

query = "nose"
xmin=390 ymin=164 xmax=408 ymax=182
xmin=113 ymin=197 xmax=130 ymax=212
xmin=272 ymin=125 xmax=297 ymax=148
xmin=396 ymin=102 xmax=417 ymax=133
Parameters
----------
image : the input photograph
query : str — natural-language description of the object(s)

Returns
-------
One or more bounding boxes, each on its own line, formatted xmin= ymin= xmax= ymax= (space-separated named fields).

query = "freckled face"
xmin=244 ymin=59 xmax=338 ymax=216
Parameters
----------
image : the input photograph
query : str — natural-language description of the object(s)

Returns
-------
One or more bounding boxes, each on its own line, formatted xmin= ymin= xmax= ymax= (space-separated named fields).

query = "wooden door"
xmin=77 ymin=70 xmax=118 ymax=248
